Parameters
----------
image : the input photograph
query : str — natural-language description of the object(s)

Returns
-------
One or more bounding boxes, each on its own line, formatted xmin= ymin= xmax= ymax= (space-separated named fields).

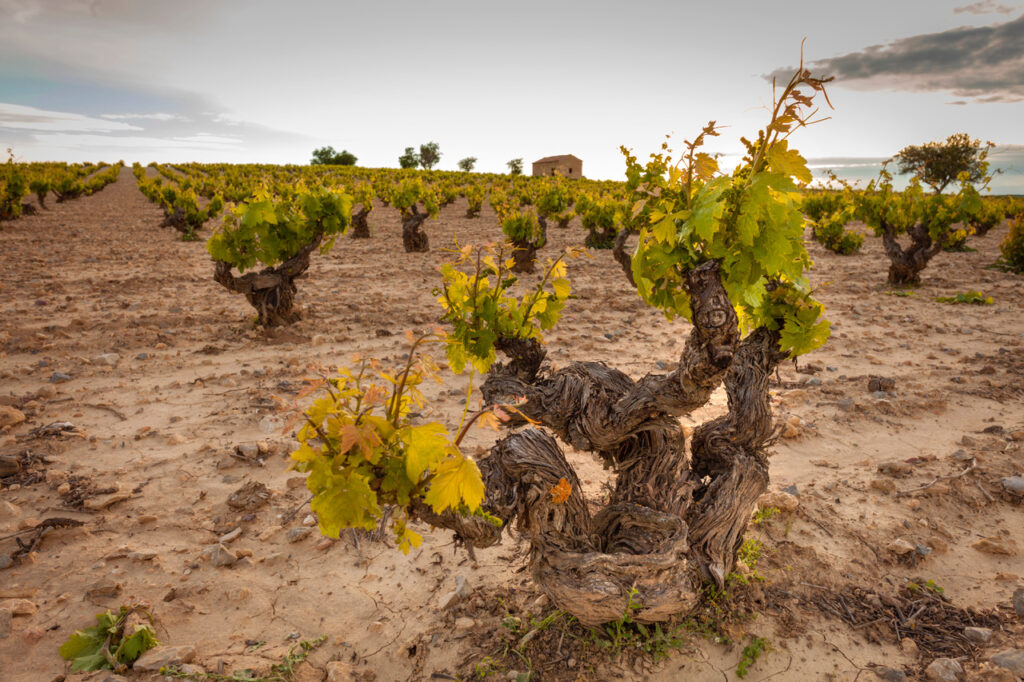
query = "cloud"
xmin=100 ymin=112 xmax=187 ymax=122
xmin=0 ymin=102 xmax=142 ymax=132
xmin=770 ymin=13 xmax=1024 ymax=102
xmin=0 ymin=0 xmax=99 ymax=24
xmin=954 ymin=1 xmax=1019 ymax=14
xmin=32 ymin=132 xmax=243 ymax=152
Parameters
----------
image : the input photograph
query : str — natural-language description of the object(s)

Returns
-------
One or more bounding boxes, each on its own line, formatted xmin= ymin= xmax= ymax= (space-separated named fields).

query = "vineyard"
xmin=2 ymin=86 xmax=1024 ymax=680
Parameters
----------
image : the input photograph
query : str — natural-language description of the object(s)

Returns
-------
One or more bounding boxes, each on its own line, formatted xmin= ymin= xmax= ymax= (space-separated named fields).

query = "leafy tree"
xmin=310 ymin=146 xmax=357 ymax=166
xmin=398 ymin=147 xmax=420 ymax=169
xmin=507 ymin=158 xmax=524 ymax=176
xmin=854 ymin=169 xmax=985 ymax=285
xmin=414 ymin=65 xmax=834 ymax=627
xmin=892 ymin=133 xmax=994 ymax=194
xmin=207 ymin=188 xmax=353 ymax=325
xmin=419 ymin=141 xmax=442 ymax=170
xmin=457 ymin=157 xmax=477 ymax=172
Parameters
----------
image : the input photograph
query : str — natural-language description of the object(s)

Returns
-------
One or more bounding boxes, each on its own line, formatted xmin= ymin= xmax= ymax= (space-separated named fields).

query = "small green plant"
xmin=907 ymin=579 xmax=944 ymax=595
xmin=164 ymin=635 xmax=326 ymax=681
xmin=736 ymin=635 xmax=769 ymax=679
xmin=752 ymin=506 xmax=779 ymax=525
xmin=996 ymin=214 xmax=1024 ymax=273
xmin=935 ymin=290 xmax=993 ymax=305
xmin=887 ymin=290 xmax=914 ymax=298
xmin=59 ymin=604 xmax=159 ymax=672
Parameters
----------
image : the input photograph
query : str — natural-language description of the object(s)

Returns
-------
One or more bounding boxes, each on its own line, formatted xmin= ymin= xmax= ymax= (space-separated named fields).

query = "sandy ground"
xmin=0 ymin=169 xmax=1022 ymax=681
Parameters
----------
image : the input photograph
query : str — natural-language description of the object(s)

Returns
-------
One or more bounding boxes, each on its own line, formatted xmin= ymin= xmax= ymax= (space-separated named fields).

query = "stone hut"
xmin=532 ymin=154 xmax=583 ymax=178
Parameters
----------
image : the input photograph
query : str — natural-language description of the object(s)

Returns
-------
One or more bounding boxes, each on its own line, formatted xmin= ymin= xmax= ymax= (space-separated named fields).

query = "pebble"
xmin=0 ymin=598 xmax=35 ymax=616
xmin=1010 ymin=431 xmax=1024 ymax=442
xmin=85 ymin=579 xmax=122 ymax=599
xmin=924 ymin=658 xmax=963 ymax=682
xmin=205 ymin=544 xmax=238 ymax=567
xmin=83 ymin=490 xmax=132 ymax=510
xmin=870 ymin=478 xmax=896 ymax=494
xmin=454 ymin=616 xmax=476 ymax=636
xmin=874 ymin=668 xmax=907 ymax=682
xmin=219 ymin=528 xmax=242 ymax=543
xmin=1000 ymin=476 xmax=1024 ymax=496
xmin=286 ymin=527 xmax=312 ymax=543
xmin=963 ymin=626 xmax=992 ymax=644
xmin=878 ymin=461 xmax=912 ymax=477
xmin=887 ymin=538 xmax=916 ymax=555
xmin=258 ymin=525 xmax=283 ymax=541
xmin=972 ymin=537 xmax=1016 ymax=556
xmin=49 ymin=372 xmax=72 ymax=383
xmin=757 ymin=491 xmax=799 ymax=512
xmin=0 ymin=608 xmax=10 ymax=639
xmin=133 ymin=645 xmax=197 ymax=671
xmin=236 ymin=443 xmax=260 ymax=458
xmin=867 ymin=376 xmax=896 ymax=392
xmin=301 ymin=514 xmax=316 ymax=527
xmin=990 ymin=649 xmax=1024 ymax=676
xmin=34 ymin=385 xmax=56 ymax=400
xmin=227 ymin=587 xmax=250 ymax=602
xmin=0 ymin=406 xmax=26 ymax=429
xmin=93 ymin=353 xmax=120 ymax=366
xmin=1012 ymin=587 xmax=1024 ymax=618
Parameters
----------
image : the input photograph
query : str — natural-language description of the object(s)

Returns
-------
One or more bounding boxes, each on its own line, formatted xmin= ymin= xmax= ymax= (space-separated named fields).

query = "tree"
xmin=507 ymin=158 xmax=524 ymax=175
xmin=419 ymin=142 xmax=441 ymax=170
xmin=310 ymin=146 xmax=357 ymax=166
xmin=457 ymin=157 xmax=477 ymax=172
xmin=398 ymin=147 xmax=420 ymax=169
xmin=854 ymin=169 xmax=985 ymax=285
xmin=207 ymin=188 xmax=353 ymax=325
xmin=892 ymin=133 xmax=993 ymax=194
xmin=417 ymin=67 xmax=834 ymax=625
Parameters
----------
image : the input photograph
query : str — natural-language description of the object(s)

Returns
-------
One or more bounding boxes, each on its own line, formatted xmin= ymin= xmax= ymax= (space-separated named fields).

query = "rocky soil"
xmin=1 ymin=169 xmax=1022 ymax=681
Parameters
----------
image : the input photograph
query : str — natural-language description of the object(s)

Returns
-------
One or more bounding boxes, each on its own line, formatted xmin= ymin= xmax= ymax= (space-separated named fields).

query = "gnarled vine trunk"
xmin=213 ymin=237 xmax=320 ymax=327
xmin=350 ymin=207 xmax=370 ymax=239
xmin=421 ymin=261 xmax=788 ymax=625
xmin=161 ymin=207 xmax=195 ymax=237
xmin=585 ymin=225 xmax=618 ymax=249
xmin=402 ymin=207 xmax=429 ymax=252
xmin=509 ymin=217 xmax=547 ymax=273
xmin=881 ymin=221 xmax=941 ymax=286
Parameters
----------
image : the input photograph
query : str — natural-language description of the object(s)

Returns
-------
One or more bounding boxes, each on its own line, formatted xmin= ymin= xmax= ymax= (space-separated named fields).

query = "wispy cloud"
xmin=954 ymin=0 xmax=1019 ymax=15
xmin=0 ymin=102 xmax=142 ymax=132
xmin=100 ymin=112 xmax=187 ymax=122
xmin=770 ymin=13 xmax=1024 ymax=103
xmin=33 ymin=132 xmax=243 ymax=152
xmin=0 ymin=0 xmax=98 ymax=24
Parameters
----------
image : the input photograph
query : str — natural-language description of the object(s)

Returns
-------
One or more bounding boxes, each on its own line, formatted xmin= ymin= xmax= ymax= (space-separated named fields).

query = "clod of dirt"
xmin=226 ymin=480 xmax=271 ymax=511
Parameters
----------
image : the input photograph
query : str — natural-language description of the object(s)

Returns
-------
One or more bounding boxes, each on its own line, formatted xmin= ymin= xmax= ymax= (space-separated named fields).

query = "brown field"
xmin=1 ymin=169 xmax=1022 ymax=681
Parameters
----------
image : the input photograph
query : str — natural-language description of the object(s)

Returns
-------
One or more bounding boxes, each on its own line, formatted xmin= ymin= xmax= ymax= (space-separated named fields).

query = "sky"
xmin=1 ymin=0 xmax=1023 ymax=191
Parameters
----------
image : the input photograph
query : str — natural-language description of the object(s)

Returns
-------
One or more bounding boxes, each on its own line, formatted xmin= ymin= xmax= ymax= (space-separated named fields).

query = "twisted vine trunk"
xmin=213 ymin=237 xmax=320 ymax=327
xmin=401 ymin=207 xmax=429 ymax=252
xmin=881 ymin=221 xmax=941 ymax=286
xmin=510 ymin=217 xmax=547 ymax=273
xmin=421 ymin=261 xmax=787 ymax=625
xmin=585 ymin=225 xmax=618 ymax=249
xmin=161 ymin=207 xmax=196 ymax=237
xmin=350 ymin=207 xmax=370 ymax=239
